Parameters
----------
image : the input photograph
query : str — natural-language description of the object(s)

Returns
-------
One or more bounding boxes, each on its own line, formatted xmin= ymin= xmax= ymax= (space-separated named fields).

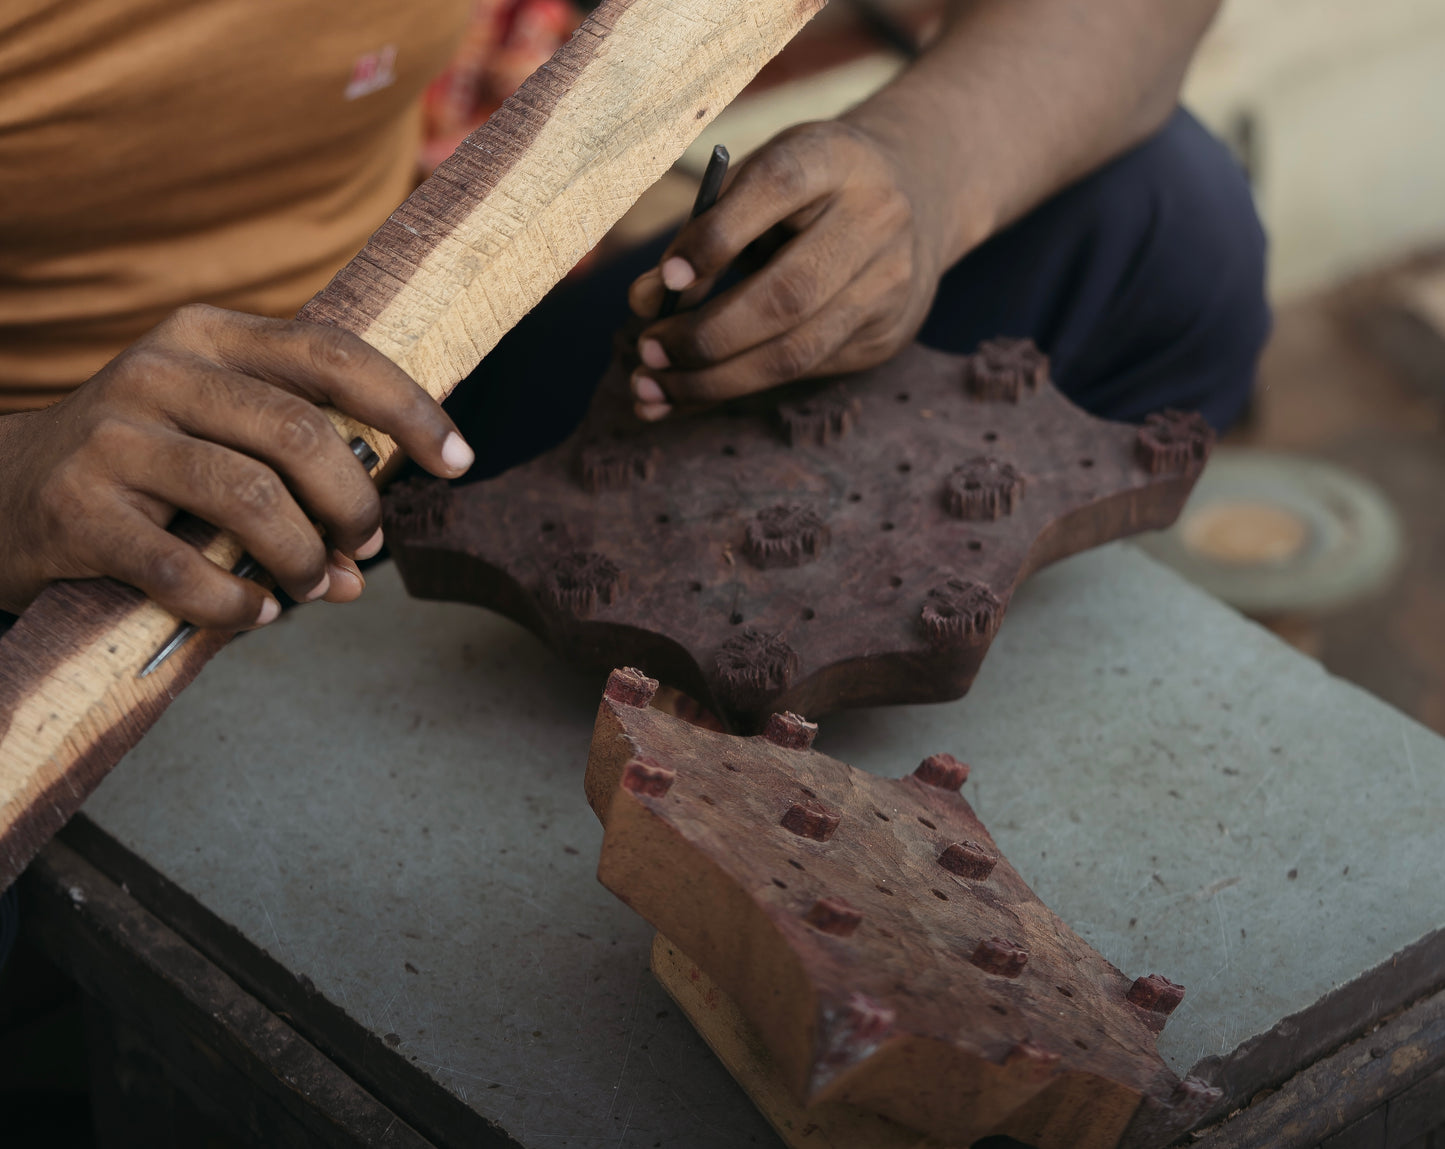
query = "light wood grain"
xmin=0 ymin=0 xmax=826 ymax=891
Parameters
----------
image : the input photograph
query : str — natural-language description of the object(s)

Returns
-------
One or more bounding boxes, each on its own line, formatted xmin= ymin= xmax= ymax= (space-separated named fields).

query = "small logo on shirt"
xmin=345 ymin=45 xmax=397 ymax=100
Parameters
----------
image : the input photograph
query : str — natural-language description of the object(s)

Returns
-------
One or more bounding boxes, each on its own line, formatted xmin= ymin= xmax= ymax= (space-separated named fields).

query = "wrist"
xmin=841 ymin=81 xmax=1000 ymax=271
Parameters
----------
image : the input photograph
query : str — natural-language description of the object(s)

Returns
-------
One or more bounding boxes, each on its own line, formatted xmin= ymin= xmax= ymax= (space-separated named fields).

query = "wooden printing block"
xmin=385 ymin=338 xmax=1212 ymax=729
xmin=583 ymin=669 xmax=1222 ymax=1148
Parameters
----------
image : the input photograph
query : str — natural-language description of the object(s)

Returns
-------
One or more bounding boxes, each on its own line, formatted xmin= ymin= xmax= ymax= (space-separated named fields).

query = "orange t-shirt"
xmin=0 ymin=0 xmax=471 ymax=412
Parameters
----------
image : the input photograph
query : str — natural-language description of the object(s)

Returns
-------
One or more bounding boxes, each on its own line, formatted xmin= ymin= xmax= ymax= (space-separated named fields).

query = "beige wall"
xmin=1184 ymin=0 xmax=1445 ymax=298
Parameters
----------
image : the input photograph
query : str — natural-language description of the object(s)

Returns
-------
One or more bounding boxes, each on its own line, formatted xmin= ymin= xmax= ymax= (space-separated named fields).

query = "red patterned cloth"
xmin=420 ymin=0 xmax=583 ymax=173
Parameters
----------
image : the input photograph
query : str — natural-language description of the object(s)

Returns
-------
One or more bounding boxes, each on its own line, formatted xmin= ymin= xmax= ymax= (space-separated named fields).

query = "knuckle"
xmin=686 ymin=215 xmax=733 ymax=274
xmin=771 ymin=333 xmax=822 ymax=381
xmin=304 ymin=324 xmax=364 ymax=375
xmin=755 ymin=144 xmax=810 ymax=202
xmin=228 ymin=464 xmax=284 ymax=516
xmin=674 ymin=316 xmax=720 ymax=365
xmin=140 ymin=546 xmax=193 ymax=598
xmin=271 ymin=401 xmax=326 ymax=457
xmin=763 ymin=267 xmax=817 ymax=324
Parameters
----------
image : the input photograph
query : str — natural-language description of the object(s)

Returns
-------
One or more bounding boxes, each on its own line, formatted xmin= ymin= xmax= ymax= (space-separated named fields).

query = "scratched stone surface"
xmin=384 ymin=340 xmax=1211 ymax=729
xmin=79 ymin=547 xmax=1445 ymax=1146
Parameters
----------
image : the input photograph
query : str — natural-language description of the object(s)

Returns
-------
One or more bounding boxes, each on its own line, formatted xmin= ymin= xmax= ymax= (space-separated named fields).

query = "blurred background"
xmin=4 ymin=0 xmax=1444 ymax=1143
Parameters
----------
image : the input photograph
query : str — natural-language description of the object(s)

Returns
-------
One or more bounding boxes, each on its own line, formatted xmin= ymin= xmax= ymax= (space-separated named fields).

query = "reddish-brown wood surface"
xmin=584 ymin=668 xmax=1221 ymax=1147
xmin=387 ymin=339 xmax=1212 ymax=729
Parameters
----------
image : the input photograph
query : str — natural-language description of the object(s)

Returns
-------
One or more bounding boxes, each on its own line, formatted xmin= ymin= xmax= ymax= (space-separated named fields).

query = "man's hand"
xmin=0 ymin=304 xmax=474 ymax=625
xmin=626 ymin=121 xmax=946 ymax=420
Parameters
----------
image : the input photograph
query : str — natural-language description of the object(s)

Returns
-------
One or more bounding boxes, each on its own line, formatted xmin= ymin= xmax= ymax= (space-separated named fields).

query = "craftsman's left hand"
xmin=626 ymin=120 xmax=946 ymax=420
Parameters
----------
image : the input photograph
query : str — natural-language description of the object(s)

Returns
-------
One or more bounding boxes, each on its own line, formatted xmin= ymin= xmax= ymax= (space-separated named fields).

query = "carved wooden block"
xmin=584 ymin=668 xmax=1221 ymax=1148
xmin=386 ymin=339 xmax=1211 ymax=729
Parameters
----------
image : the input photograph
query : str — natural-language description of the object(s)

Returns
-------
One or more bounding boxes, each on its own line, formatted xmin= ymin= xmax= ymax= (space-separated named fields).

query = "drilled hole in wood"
xmin=1057 ymin=985 xmax=1074 ymax=998
xmin=881 ymin=521 xmax=895 ymax=532
xmin=772 ymin=878 xmax=787 ymax=889
xmin=721 ymin=444 xmax=737 ymax=456
xmin=898 ymin=462 xmax=912 ymax=473
xmin=874 ymin=811 xmax=890 ymax=821
xmin=1080 ymin=458 xmax=1095 ymax=468
xmin=918 ymin=816 xmax=937 ymax=829
xmin=847 ymin=492 xmax=862 ymax=502
xmin=787 ymin=859 xmax=805 ymax=871
xmin=801 ymin=608 xmax=816 ymax=621
xmin=983 ymin=431 xmax=998 ymax=442
xmin=729 ymin=612 xmax=744 ymax=625
xmin=656 ymin=513 xmax=670 ymax=524
xmin=931 ymin=889 xmax=949 ymax=901
xmin=1074 ymin=1039 xmax=1090 ymax=1051
xmin=989 ymin=1004 xmax=1008 ymax=1016
xmin=967 ymin=540 xmax=983 ymax=552
xmin=889 ymin=575 xmax=903 ymax=588
xmin=876 ymin=884 xmax=895 ymax=896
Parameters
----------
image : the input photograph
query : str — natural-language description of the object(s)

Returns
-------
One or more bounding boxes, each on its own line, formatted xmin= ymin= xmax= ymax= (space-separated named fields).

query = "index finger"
xmin=658 ymin=126 xmax=844 ymax=289
xmin=172 ymin=306 xmax=475 ymax=480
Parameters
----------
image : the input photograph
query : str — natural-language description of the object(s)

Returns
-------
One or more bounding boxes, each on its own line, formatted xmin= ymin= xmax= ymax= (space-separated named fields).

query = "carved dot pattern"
xmin=1135 ymin=410 xmax=1214 ymax=475
xmin=743 ymin=504 xmax=829 ymax=569
xmin=577 ymin=441 xmax=658 ymax=492
xmin=804 ymin=896 xmax=863 ymax=937
xmin=381 ymin=475 xmax=453 ymax=539
xmin=921 ymin=579 xmax=1003 ymax=648
xmin=543 ymin=551 xmax=623 ymax=618
xmin=963 ymin=336 xmax=1049 ymax=402
xmin=970 ymin=936 xmax=1029 ymax=978
xmin=715 ymin=629 xmax=799 ymax=708
xmin=944 ymin=457 xmax=1024 ymax=521
xmin=776 ymin=386 xmax=861 ymax=446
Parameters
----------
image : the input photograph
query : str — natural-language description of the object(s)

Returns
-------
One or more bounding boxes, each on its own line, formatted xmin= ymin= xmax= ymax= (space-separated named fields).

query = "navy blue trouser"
xmin=440 ymin=107 xmax=1269 ymax=483
xmin=0 ymin=111 xmax=1269 ymax=970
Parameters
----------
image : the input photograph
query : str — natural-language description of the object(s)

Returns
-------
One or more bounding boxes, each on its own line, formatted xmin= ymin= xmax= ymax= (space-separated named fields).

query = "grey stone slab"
xmin=81 ymin=544 xmax=1445 ymax=1145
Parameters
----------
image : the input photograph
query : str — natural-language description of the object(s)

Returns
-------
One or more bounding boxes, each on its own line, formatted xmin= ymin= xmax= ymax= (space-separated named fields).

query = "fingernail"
xmin=637 ymin=402 xmax=672 ymax=422
xmin=661 ymin=256 xmax=696 ymax=291
xmin=330 ymin=562 xmax=365 ymax=594
xmin=256 ymin=598 xmax=280 ymax=626
xmin=639 ymin=339 xmax=670 ymax=370
xmin=303 ymin=572 xmax=331 ymax=602
xmin=441 ymin=431 xmax=475 ymax=474
xmin=356 ymin=527 xmax=384 ymax=560
xmin=633 ymin=375 xmax=667 ymax=404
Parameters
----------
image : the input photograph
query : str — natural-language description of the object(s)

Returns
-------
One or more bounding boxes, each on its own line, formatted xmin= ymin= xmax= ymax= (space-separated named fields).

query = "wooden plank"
xmin=0 ymin=0 xmax=826 ymax=891
xmin=20 ymin=839 xmax=435 ymax=1148
xmin=583 ymin=669 xmax=1220 ymax=1148
xmin=1194 ymin=988 xmax=1445 ymax=1149
xmin=1387 ymin=1065 xmax=1445 ymax=1148
xmin=385 ymin=340 xmax=1210 ymax=729
xmin=1321 ymin=1108 xmax=1388 ymax=1149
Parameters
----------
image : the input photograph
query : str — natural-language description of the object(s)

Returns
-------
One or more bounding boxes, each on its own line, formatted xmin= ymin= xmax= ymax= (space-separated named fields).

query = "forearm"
xmin=844 ymin=0 xmax=1222 ymax=263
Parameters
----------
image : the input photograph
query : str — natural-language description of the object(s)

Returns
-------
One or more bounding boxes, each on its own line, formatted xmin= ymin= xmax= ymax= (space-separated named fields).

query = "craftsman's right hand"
xmin=0 ymin=304 xmax=474 ymax=626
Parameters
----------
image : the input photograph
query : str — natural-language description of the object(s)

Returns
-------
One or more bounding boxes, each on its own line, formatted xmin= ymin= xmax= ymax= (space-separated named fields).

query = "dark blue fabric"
xmin=438 ymin=107 xmax=1268 ymax=481
xmin=0 ymin=884 xmax=17 ymax=974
